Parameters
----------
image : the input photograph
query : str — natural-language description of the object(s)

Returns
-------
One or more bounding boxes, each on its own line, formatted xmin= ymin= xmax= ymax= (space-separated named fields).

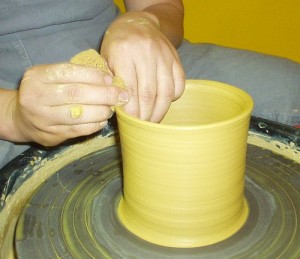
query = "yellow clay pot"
xmin=115 ymin=80 xmax=254 ymax=248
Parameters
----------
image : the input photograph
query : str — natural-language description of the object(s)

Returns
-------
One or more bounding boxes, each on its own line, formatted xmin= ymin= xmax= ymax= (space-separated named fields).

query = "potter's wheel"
xmin=1 ymin=117 xmax=300 ymax=258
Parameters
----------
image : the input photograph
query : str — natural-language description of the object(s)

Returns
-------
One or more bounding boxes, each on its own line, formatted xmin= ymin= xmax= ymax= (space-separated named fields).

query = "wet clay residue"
xmin=248 ymin=135 xmax=300 ymax=164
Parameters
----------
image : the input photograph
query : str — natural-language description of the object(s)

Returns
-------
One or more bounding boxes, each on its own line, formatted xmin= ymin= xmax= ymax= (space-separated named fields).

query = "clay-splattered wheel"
xmin=15 ymin=143 xmax=300 ymax=258
xmin=1 ymin=117 xmax=300 ymax=258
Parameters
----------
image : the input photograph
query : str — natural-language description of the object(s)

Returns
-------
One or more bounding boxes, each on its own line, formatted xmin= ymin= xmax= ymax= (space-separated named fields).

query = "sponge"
xmin=70 ymin=49 xmax=125 ymax=88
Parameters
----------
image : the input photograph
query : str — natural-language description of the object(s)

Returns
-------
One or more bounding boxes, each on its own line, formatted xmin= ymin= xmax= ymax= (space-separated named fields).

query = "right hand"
xmin=12 ymin=63 xmax=129 ymax=146
xmin=101 ymin=11 xmax=185 ymax=123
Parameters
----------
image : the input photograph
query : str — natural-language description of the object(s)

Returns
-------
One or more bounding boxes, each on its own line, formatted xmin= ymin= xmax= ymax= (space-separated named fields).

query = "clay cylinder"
xmin=115 ymin=80 xmax=254 ymax=248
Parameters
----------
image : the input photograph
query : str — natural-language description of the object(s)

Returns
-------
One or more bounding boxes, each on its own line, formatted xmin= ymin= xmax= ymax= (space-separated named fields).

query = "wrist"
xmin=0 ymin=89 xmax=28 ymax=143
xmin=111 ymin=11 xmax=160 ymax=29
xmin=0 ymin=89 xmax=16 ymax=141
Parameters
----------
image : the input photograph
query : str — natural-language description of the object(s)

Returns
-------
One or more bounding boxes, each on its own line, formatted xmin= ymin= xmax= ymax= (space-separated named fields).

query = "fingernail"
xmin=109 ymin=110 xmax=115 ymax=119
xmin=104 ymin=75 xmax=113 ymax=85
xmin=117 ymin=90 xmax=129 ymax=105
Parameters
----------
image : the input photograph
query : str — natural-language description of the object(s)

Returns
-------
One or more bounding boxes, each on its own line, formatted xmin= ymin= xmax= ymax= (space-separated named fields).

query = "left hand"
xmin=100 ymin=11 xmax=185 ymax=122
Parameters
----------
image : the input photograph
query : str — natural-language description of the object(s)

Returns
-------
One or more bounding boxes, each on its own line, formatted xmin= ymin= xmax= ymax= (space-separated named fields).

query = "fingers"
xmin=149 ymin=58 xmax=185 ymax=122
xmin=149 ymin=59 xmax=174 ymax=122
xmin=119 ymin=56 xmax=158 ymax=121
xmin=135 ymin=58 xmax=157 ymax=121
xmin=19 ymin=101 xmax=114 ymax=146
xmin=22 ymin=63 xmax=130 ymax=106
xmin=38 ymin=63 xmax=113 ymax=84
xmin=115 ymin=54 xmax=185 ymax=123
xmin=42 ymin=104 xmax=114 ymax=126
xmin=50 ymin=104 xmax=112 ymax=139
xmin=34 ymin=121 xmax=109 ymax=147
xmin=43 ymin=83 xmax=129 ymax=106
xmin=20 ymin=63 xmax=129 ymax=113
xmin=113 ymin=59 xmax=140 ymax=119
xmin=172 ymin=55 xmax=186 ymax=101
xmin=21 ymin=84 xmax=128 ymax=131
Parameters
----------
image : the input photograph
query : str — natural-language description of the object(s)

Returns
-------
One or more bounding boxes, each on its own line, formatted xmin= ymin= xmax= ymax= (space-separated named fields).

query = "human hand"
xmin=12 ymin=63 xmax=129 ymax=146
xmin=100 ymin=11 xmax=185 ymax=122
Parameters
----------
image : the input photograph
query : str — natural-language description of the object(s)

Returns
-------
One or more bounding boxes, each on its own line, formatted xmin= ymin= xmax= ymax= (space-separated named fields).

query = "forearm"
xmin=142 ymin=4 xmax=184 ymax=48
xmin=0 ymin=88 xmax=18 ymax=141
xmin=121 ymin=1 xmax=184 ymax=48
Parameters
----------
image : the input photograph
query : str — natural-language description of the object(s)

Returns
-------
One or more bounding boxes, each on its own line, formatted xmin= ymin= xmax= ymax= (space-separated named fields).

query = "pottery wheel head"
xmin=14 ymin=143 xmax=300 ymax=258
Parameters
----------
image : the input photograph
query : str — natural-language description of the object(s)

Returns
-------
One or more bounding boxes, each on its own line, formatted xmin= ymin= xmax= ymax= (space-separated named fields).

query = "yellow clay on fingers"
xmin=69 ymin=105 xmax=84 ymax=119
